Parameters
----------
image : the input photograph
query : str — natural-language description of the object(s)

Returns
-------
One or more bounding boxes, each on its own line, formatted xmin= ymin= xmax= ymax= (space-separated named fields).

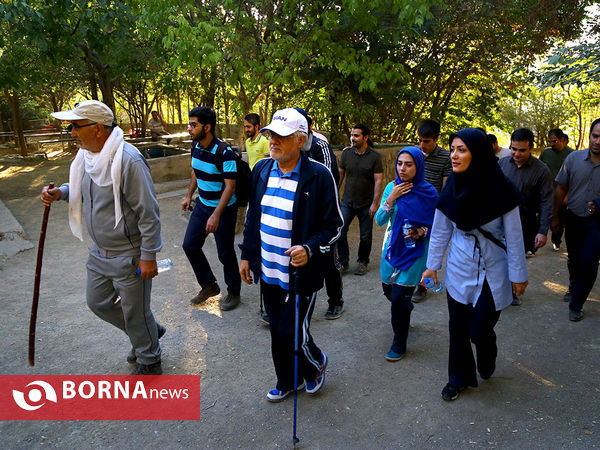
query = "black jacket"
xmin=239 ymin=152 xmax=343 ymax=294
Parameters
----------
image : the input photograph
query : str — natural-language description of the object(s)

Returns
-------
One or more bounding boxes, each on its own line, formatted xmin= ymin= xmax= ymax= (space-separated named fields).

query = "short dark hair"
xmin=417 ymin=119 xmax=440 ymax=139
xmin=244 ymin=113 xmax=260 ymax=127
xmin=352 ymin=123 xmax=370 ymax=137
xmin=511 ymin=128 xmax=534 ymax=147
xmin=548 ymin=128 xmax=566 ymax=139
xmin=487 ymin=133 xmax=498 ymax=144
xmin=590 ymin=118 xmax=600 ymax=134
xmin=189 ymin=106 xmax=216 ymax=133
xmin=151 ymin=110 xmax=158 ymax=114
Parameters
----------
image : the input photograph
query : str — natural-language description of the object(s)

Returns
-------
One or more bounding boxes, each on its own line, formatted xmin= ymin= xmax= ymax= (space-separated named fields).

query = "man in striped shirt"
xmin=239 ymin=108 xmax=343 ymax=402
xmin=181 ymin=106 xmax=241 ymax=311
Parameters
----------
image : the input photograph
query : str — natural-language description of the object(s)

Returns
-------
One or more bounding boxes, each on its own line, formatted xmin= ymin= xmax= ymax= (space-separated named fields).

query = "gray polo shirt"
xmin=340 ymin=146 xmax=383 ymax=208
xmin=555 ymin=149 xmax=600 ymax=218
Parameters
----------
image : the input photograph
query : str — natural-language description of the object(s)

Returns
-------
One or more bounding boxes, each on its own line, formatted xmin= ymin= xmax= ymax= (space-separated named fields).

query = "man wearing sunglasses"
xmin=40 ymin=100 xmax=165 ymax=375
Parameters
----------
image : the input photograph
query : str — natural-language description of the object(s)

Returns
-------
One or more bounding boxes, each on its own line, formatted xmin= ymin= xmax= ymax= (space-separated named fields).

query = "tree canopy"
xmin=0 ymin=0 xmax=596 ymax=153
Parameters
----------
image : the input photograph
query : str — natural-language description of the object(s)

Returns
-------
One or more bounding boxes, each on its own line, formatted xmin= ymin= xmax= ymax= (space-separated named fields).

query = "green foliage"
xmin=537 ymin=43 xmax=600 ymax=88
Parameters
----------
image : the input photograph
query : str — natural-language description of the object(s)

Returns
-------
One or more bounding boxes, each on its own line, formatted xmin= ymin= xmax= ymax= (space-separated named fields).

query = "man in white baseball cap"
xmin=41 ymin=99 xmax=166 ymax=375
xmin=240 ymin=108 xmax=343 ymax=401
xmin=51 ymin=99 xmax=115 ymax=127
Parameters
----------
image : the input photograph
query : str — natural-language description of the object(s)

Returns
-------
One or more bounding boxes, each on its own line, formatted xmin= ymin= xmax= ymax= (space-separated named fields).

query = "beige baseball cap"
xmin=51 ymin=100 xmax=114 ymax=126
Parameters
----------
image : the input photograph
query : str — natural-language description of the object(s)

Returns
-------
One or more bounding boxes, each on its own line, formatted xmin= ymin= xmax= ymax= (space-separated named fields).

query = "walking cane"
xmin=28 ymin=182 xmax=54 ymax=366
xmin=292 ymin=270 xmax=301 ymax=446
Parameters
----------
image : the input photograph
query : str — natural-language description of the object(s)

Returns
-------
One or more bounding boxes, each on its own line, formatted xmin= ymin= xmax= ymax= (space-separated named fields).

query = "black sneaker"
xmin=569 ymin=309 xmax=583 ymax=322
xmin=354 ymin=262 xmax=368 ymax=276
xmin=220 ymin=291 xmax=241 ymax=311
xmin=411 ymin=285 xmax=427 ymax=303
xmin=511 ymin=294 xmax=521 ymax=306
xmin=190 ymin=282 xmax=220 ymax=305
xmin=127 ymin=323 xmax=167 ymax=364
xmin=441 ymin=383 xmax=466 ymax=401
xmin=324 ymin=303 xmax=344 ymax=320
xmin=131 ymin=360 xmax=162 ymax=375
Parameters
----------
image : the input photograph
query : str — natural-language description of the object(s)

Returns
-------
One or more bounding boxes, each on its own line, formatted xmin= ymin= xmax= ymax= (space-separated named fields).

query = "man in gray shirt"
xmin=338 ymin=124 xmax=383 ymax=276
xmin=41 ymin=100 xmax=164 ymax=375
xmin=552 ymin=118 xmax=600 ymax=321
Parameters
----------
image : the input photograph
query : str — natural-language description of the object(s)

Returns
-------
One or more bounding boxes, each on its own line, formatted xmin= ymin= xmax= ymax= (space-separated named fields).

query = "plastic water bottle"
xmin=423 ymin=277 xmax=443 ymax=293
xmin=403 ymin=218 xmax=415 ymax=248
xmin=137 ymin=258 xmax=173 ymax=275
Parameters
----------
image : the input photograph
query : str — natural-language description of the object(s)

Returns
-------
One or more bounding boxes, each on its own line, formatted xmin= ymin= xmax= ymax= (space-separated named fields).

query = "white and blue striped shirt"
xmin=260 ymin=160 xmax=301 ymax=290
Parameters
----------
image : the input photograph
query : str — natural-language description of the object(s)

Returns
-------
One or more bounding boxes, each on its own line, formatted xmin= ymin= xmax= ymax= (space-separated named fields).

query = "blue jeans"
xmin=182 ymin=202 xmax=241 ymax=295
xmin=337 ymin=202 xmax=373 ymax=265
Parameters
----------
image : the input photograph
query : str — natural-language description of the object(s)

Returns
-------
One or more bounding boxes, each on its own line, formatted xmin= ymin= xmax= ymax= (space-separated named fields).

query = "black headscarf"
xmin=437 ymin=128 xmax=521 ymax=231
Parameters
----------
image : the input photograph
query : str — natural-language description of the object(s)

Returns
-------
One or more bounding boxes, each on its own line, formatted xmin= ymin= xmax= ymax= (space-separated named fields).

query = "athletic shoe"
xmin=385 ymin=349 xmax=405 ymax=362
xmin=324 ymin=303 xmax=344 ymax=320
xmin=441 ymin=383 xmax=466 ymax=401
xmin=306 ymin=353 xmax=328 ymax=394
xmin=569 ymin=309 xmax=583 ymax=322
xmin=259 ymin=312 xmax=270 ymax=325
xmin=127 ymin=323 xmax=166 ymax=364
xmin=131 ymin=360 xmax=162 ymax=375
xmin=354 ymin=262 xmax=368 ymax=276
xmin=266 ymin=382 xmax=306 ymax=402
xmin=338 ymin=263 xmax=349 ymax=273
xmin=220 ymin=291 xmax=240 ymax=311
xmin=511 ymin=294 xmax=521 ymax=306
xmin=411 ymin=285 xmax=427 ymax=303
xmin=190 ymin=282 xmax=220 ymax=305
xmin=552 ymin=243 xmax=560 ymax=252
xmin=526 ymin=251 xmax=535 ymax=258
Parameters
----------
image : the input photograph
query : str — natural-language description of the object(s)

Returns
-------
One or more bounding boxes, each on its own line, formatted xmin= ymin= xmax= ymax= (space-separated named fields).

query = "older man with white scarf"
xmin=41 ymin=100 xmax=164 ymax=375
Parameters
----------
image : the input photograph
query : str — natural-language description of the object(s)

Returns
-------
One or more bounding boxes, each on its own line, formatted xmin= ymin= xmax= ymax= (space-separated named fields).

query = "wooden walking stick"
xmin=28 ymin=182 xmax=54 ymax=366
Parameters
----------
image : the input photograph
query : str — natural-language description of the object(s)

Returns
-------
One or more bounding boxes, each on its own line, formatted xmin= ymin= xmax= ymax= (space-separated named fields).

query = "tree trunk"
xmin=4 ymin=89 xmax=27 ymax=156
xmin=176 ymin=88 xmax=182 ymax=124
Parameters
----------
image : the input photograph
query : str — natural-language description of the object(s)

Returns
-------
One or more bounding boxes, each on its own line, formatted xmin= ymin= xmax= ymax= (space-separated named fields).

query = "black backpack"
xmin=215 ymin=142 xmax=251 ymax=207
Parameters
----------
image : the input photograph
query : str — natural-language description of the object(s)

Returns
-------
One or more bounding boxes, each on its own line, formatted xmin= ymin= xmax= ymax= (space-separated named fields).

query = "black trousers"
xmin=551 ymin=204 xmax=567 ymax=247
xmin=565 ymin=210 xmax=600 ymax=312
xmin=390 ymin=285 xmax=415 ymax=354
xmin=324 ymin=243 xmax=343 ymax=308
xmin=447 ymin=280 xmax=501 ymax=388
xmin=261 ymin=280 xmax=324 ymax=391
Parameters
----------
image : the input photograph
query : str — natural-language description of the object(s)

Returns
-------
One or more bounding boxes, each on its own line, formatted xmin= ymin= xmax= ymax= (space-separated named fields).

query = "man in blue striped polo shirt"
xmin=240 ymin=108 xmax=344 ymax=402
xmin=182 ymin=106 xmax=241 ymax=311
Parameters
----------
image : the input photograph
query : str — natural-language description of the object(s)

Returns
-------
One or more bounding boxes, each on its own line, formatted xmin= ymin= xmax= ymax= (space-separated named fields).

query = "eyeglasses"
xmin=71 ymin=122 xmax=98 ymax=130
xmin=188 ymin=122 xmax=203 ymax=129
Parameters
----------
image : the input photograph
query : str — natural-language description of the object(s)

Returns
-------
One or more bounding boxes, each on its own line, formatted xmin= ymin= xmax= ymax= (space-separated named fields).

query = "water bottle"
xmin=137 ymin=258 xmax=173 ymax=275
xmin=423 ymin=277 xmax=443 ymax=293
xmin=403 ymin=218 xmax=416 ymax=248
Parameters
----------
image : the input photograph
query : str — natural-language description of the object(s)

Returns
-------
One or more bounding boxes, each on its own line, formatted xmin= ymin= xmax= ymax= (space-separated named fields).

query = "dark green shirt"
xmin=540 ymin=146 xmax=573 ymax=189
xmin=340 ymin=146 xmax=383 ymax=208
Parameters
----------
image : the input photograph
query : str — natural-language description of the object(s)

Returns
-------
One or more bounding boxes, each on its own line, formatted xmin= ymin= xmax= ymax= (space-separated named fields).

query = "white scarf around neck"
xmin=68 ymin=126 xmax=124 ymax=241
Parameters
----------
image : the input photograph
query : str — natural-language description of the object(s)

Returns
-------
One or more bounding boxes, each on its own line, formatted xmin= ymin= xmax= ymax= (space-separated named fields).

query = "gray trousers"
xmin=86 ymin=244 xmax=161 ymax=365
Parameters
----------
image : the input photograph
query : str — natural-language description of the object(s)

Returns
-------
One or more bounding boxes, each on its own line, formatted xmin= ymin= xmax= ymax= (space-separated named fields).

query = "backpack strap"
xmin=477 ymin=227 xmax=507 ymax=253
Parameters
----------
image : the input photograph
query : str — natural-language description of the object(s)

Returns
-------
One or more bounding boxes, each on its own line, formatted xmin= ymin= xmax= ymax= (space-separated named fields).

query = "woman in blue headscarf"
xmin=421 ymin=128 xmax=528 ymax=401
xmin=375 ymin=146 xmax=438 ymax=361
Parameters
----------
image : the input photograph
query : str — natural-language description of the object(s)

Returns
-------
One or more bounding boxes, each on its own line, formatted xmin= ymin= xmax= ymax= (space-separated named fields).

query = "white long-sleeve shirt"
xmin=426 ymin=207 xmax=527 ymax=310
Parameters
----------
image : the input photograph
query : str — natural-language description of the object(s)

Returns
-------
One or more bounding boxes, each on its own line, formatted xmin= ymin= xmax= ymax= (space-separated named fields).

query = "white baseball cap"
xmin=260 ymin=108 xmax=308 ymax=137
xmin=51 ymin=100 xmax=114 ymax=126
